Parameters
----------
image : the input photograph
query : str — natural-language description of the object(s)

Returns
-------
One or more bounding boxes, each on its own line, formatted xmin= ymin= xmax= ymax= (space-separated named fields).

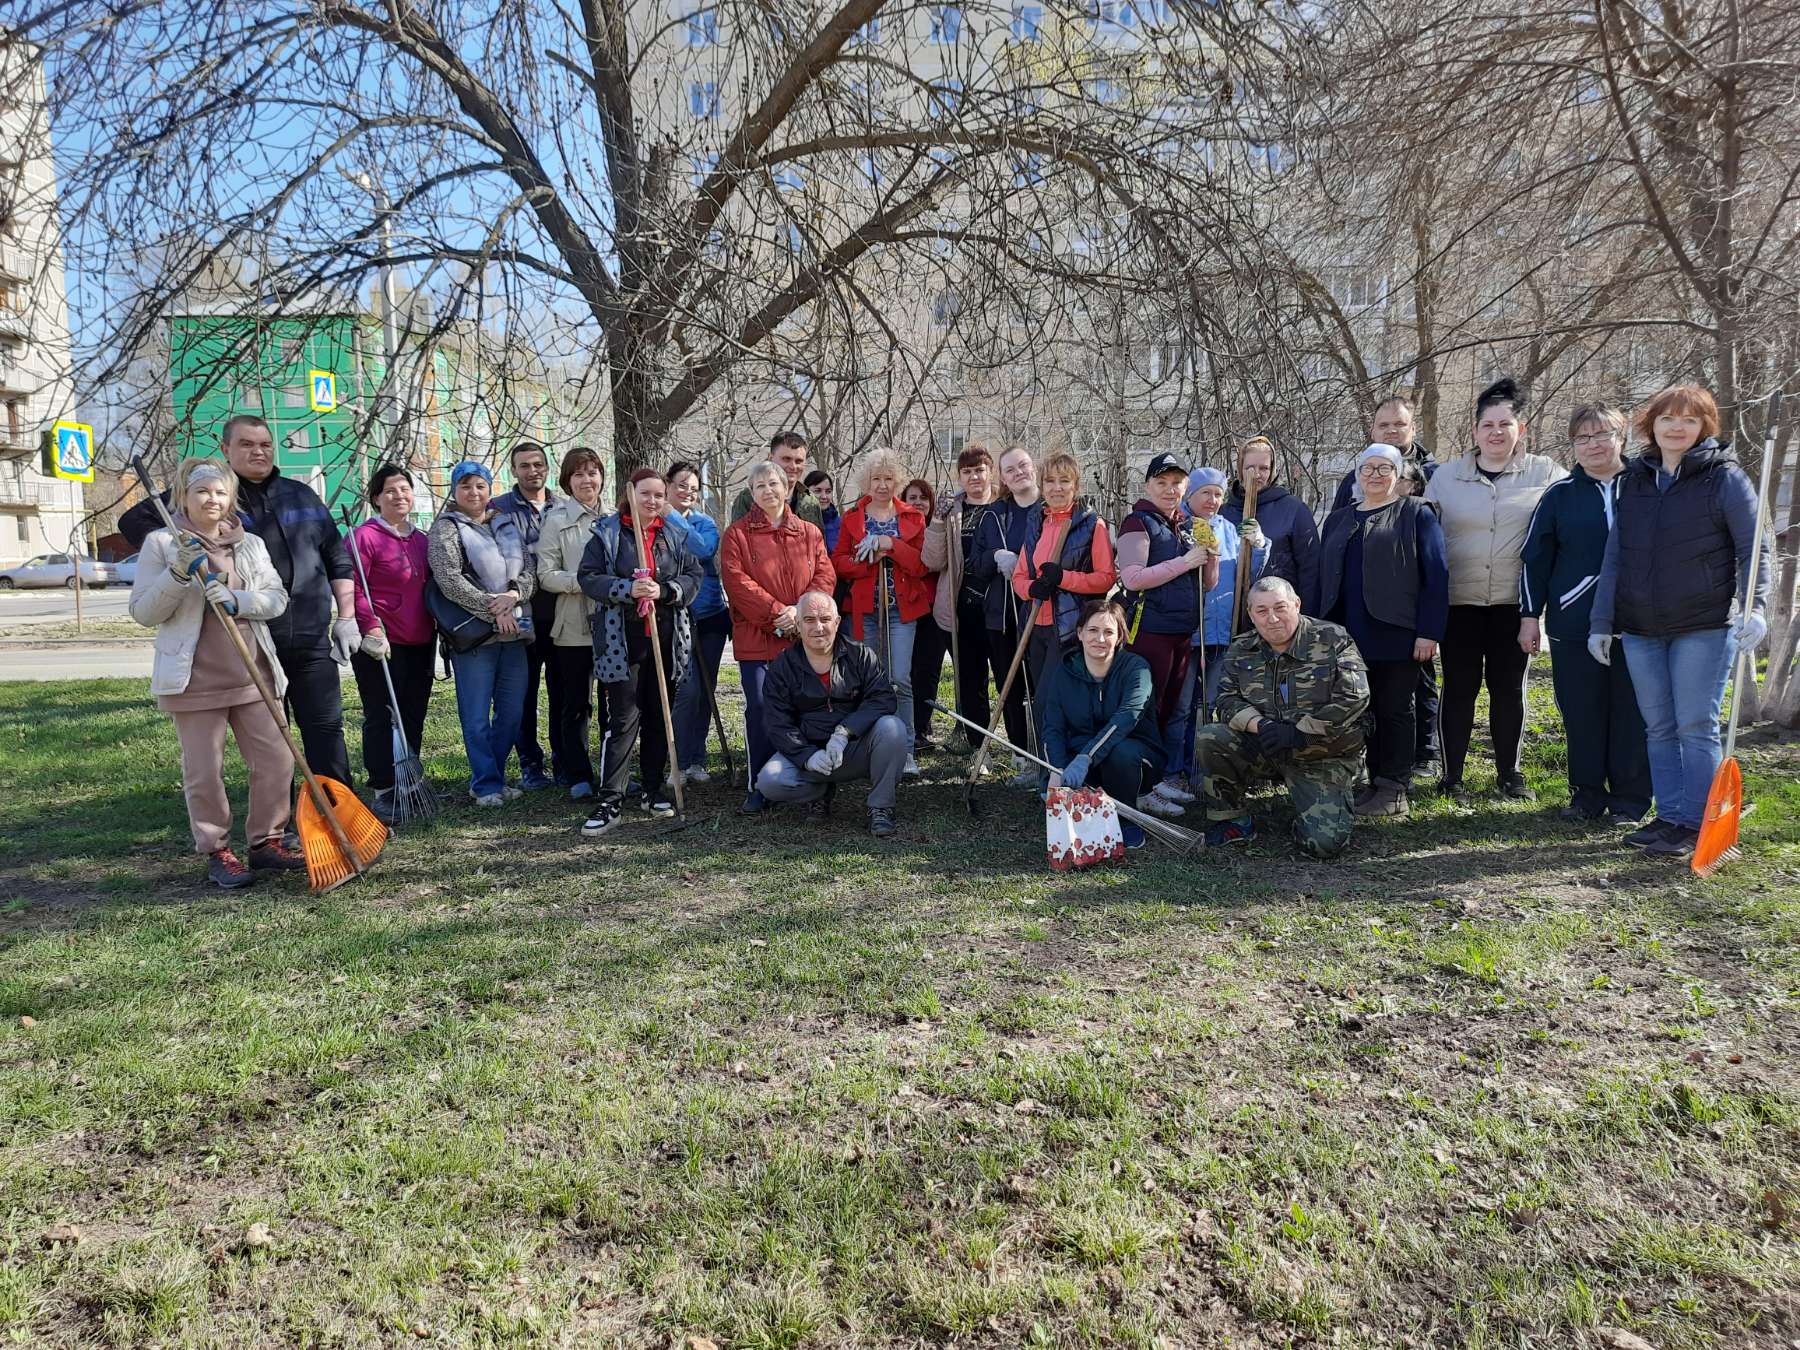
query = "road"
xmin=0 ymin=644 xmax=155 ymax=681
xmin=0 ymin=587 xmax=134 ymax=624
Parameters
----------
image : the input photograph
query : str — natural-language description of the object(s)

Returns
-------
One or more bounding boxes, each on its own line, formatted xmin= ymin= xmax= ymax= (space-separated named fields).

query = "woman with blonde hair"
xmin=130 ymin=456 xmax=300 ymax=888
xmin=534 ymin=447 xmax=610 ymax=800
xmin=1218 ymin=435 xmax=1302 ymax=605
xmin=831 ymin=446 xmax=931 ymax=769
xmin=1589 ymin=383 xmax=1770 ymax=858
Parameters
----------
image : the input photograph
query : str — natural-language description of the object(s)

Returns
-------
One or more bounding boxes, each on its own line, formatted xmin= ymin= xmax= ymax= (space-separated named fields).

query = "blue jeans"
xmin=450 ymin=640 xmax=528 ymax=798
xmin=740 ymin=658 xmax=775 ymax=788
xmin=859 ymin=609 xmax=916 ymax=747
xmin=1620 ymin=628 xmax=1735 ymax=829
xmin=674 ymin=608 xmax=730 ymax=771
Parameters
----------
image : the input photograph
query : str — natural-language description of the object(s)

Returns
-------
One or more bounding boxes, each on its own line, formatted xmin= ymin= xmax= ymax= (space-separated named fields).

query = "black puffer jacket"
xmin=1220 ymin=482 xmax=1321 ymax=614
xmin=762 ymin=636 xmax=897 ymax=759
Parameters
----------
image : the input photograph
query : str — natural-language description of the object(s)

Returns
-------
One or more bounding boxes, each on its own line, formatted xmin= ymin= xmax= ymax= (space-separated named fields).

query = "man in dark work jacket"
xmin=121 ymin=414 xmax=358 ymax=786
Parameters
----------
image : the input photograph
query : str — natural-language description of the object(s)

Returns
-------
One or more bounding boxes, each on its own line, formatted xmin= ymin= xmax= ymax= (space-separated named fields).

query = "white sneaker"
xmin=1136 ymin=792 xmax=1185 ymax=818
xmin=684 ymin=765 xmax=711 ymax=784
xmin=501 ymin=785 xmax=524 ymax=801
xmin=903 ymin=755 xmax=921 ymax=777
xmin=1009 ymin=755 xmax=1039 ymax=789
xmin=472 ymin=792 xmax=506 ymax=808
xmin=1153 ymin=778 xmax=1196 ymax=804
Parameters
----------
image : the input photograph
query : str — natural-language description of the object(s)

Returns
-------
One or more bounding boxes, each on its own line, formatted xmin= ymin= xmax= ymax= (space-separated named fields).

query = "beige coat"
xmin=1424 ymin=451 xmax=1566 ymax=607
xmin=129 ymin=527 xmax=290 ymax=699
xmin=534 ymin=496 xmax=604 ymax=647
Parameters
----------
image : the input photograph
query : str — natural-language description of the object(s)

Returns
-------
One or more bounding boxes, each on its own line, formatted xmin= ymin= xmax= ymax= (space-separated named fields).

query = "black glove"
xmin=1027 ymin=562 xmax=1064 ymax=601
xmin=1255 ymin=718 xmax=1306 ymax=758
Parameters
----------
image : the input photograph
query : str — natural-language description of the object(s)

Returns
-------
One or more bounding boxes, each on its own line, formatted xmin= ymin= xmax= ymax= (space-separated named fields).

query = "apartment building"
xmin=0 ymin=38 xmax=82 ymax=565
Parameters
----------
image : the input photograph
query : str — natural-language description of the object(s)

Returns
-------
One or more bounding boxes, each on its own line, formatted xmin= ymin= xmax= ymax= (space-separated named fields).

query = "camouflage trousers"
xmin=1192 ymin=725 xmax=1358 ymax=859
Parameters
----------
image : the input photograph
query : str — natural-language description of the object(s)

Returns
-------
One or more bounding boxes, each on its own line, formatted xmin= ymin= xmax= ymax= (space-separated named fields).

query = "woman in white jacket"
xmin=129 ymin=457 xmax=300 ymax=889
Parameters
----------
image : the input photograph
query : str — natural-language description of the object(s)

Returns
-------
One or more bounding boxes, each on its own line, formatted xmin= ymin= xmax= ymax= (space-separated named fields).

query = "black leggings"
xmin=350 ymin=639 xmax=437 ymax=790
xmin=1439 ymin=603 xmax=1530 ymax=784
xmin=912 ymin=616 xmax=952 ymax=741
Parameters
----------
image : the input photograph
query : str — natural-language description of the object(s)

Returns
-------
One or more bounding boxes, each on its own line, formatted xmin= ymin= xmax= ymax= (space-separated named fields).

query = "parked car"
xmin=112 ymin=552 xmax=139 ymax=584
xmin=0 ymin=553 xmax=115 ymax=590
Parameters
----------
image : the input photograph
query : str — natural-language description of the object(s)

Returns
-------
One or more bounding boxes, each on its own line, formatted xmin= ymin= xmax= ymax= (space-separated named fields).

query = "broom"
xmin=132 ymin=457 xmax=387 ymax=891
xmin=1692 ymin=392 xmax=1779 ymax=876
xmin=342 ymin=516 xmax=438 ymax=823
xmin=929 ymin=700 xmax=1204 ymax=855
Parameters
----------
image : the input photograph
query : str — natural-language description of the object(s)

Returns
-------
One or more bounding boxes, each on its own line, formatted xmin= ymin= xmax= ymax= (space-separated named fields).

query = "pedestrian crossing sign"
xmin=49 ymin=420 xmax=94 ymax=483
xmin=309 ymin=370 xmax=338 ymax=412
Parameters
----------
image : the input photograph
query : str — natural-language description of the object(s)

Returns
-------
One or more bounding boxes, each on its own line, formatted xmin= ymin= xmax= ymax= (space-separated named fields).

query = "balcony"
xmin=0 ymin=476 xmax=42 ymax=506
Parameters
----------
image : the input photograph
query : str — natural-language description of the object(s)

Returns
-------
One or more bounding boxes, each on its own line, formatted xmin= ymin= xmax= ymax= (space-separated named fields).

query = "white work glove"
xmin=360 ymin=628 xmax=391 ymax=660
xmin=993 ymin=548 xmax=1019 ymax=574
xmin=854 ymin=532 xmax=881 ymax=564
xmin=330 ymin=616 xmax=362 ymax=666
xmin=822 ymin=725 xmax=850 ymax=772
xmin=1587 ymin=634 xmax=1613 ymax=667
xmin=202 ymin=577 xmax=238 ymax=615
xmin=805 ymin=747 xmax=834 ymax=775
xmin=170 ymin=534 xmax=208 ymax=581
xmin=1240 ymin=519 xmax=1266 ymax=551
xmin=1732 ymin=611 xmax=1768 ymax=652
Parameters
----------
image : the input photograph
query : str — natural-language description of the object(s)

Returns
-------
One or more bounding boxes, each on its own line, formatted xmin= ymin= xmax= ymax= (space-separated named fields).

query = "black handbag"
xmin=425 ymin=574 xmax=495 ymax=654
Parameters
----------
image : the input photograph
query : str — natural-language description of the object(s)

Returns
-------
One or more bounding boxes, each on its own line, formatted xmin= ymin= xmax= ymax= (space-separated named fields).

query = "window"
xmin=1011 ymin=3 xmax=1042 ymax=40
xmin=857 ymin=153 xmax=883 ymax=186
xmin=791 ymin=373 xmax=814 ymax=400
xmin=933 ymin=225 xmax=958 ymax=259
xmin=1135 ymin=0 xmax=1172 ymax=23
xmin=1088 ymin=78 xmax=1126 ymax=105
xmin=1012 ymin=152 xmax=1046 ymax=187
xmin=1247 ymin=141 xmax=1284 ymax=173
xmin=932 ymin=290 xmax=963 ymax=325
xmin=782 ymin=221 xmax=805 ymax=256
xmin=282 ymin=386 xmax=307 ymax=409
xmin=772 ymin=165 xmax=804 ymax=192
xmin=848 ymin=18 xmax=880 ymax=45
xmin=1332 ymin=269 xmax=1387 ymax=310
xmin=689 ymin=81 xmax=721 ymax=119
xmin=690 ymin=153 xmax=720 ymax=188
xmin=1089 ymin=0 xmax=1135 ymax=34
xmin=928 ymin=78 xmax=964 ymax=118
xmin=685 ymin=10 xmax=719 ymax=47
xmin=930 ymin=6 xmax=962 ymax=42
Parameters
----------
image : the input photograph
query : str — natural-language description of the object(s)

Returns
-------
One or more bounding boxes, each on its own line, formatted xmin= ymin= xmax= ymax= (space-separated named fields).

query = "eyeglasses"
xmin=1571 ymin=431 xmax=1618 ymax=446
xmin=1357 ymin=463 xmax=1396 ymax=477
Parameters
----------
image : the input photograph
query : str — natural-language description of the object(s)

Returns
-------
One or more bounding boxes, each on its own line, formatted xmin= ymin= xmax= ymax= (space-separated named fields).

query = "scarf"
xmin=451 ymin=508 xmax=523 ymax=593
xmin=172 ymin=510 xmax=246 ymax=551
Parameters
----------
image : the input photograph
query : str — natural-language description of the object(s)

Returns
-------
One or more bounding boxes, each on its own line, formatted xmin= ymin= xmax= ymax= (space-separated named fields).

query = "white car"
xmin=0 ymin=553 xmax=115 ymax=589
xmin=112 ymin=553 xmax=139 ymax=584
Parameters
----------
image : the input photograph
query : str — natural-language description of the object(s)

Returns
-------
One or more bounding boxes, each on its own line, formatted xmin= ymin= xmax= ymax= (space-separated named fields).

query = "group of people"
xmin=126 ymin=375 xmax=1771 ymax=885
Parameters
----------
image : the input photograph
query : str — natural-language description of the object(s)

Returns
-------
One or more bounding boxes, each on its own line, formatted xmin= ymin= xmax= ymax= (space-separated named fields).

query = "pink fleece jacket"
xmin=349 ymin=518 xmax=433 ymax=646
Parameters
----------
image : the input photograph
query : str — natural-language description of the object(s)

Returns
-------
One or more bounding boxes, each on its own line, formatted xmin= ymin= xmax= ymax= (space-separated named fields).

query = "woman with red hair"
xmin=1588 ymin=383 xmax=1770 ymax=859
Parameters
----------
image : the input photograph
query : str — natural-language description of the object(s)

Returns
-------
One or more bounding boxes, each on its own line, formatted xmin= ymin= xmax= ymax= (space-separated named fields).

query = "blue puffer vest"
xmin=1122 ymin=501 xmax=1200 ymax=636
xmin=1020 ymin=503 xmax=1099 ymax=640
xmin=1614 ymin=439 xmax=1739 ymax=637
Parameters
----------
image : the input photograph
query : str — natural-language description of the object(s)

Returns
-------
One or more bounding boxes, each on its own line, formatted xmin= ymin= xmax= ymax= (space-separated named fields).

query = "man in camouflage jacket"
xmin=1195 ymin=576 xmax=1370 ymax=858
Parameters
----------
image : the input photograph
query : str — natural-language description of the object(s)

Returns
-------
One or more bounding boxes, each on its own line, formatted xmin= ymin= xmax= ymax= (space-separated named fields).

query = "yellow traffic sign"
xmin=50 ymin=420 xmax=94 ymax=482
xmin=309 ymin=370 xmax=338 ymax=412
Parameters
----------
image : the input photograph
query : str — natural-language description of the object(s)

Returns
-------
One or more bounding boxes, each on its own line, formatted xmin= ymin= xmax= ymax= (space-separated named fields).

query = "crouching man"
xmin=756 ymin=590 xmax=907 ymax=838
xmin=1194 ymin=577 xmax=1370 ymax=858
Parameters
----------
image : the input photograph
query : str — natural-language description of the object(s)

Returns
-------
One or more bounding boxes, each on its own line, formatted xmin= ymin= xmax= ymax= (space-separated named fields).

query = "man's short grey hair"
xmin=748 ymin=460 xmax=787 ymax=492
xmin=1249 ymin=576 xmax=1299 ymax=604
xmin=796 ymin=590 xmax=838 ymax=615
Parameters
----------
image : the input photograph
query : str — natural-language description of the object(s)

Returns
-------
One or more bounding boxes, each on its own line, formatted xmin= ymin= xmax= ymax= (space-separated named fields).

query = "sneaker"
xmin=472 ymin=792 xmax=506 ymax=808
xmin=247 ymin=838 xmax=307 ymax=870
xmin=903 ymin=755 xmax=922 ymax=777
xmin=1435 ymin=777 xmax=1470 ymax=801
xmin=1604 ymin=809 xmax=1646 ymax=828
xmin=519 ymin=767 xmax=554 ymax=792
xmin=1353 ymin=782 xmax=1409 ymax=818
xmin=569 ymin=781 xmax=594 ymax=801
xmin=1411 ymin=757 xmax=1442 ymax=784
xmin=683 ymin=765 xmax=711 ymax=785
xmin=1153 ymin=777 xmax=1196 ymax=804
xmin=805 ymin=783 xmax=837 ymax=819
xmin=501 ymin=785 xmax=525 ymax=802
xmin=206 ymin=847 xmax=256 ymax=889
xmin=1135 ymin=792 xmax=1185 ymax=819
xmin=1625 ymin=817 xmax=1679 ymax=849
xmin=738 ymin=790 xmax=768 ymax=815
xmin=1559 ymin=799 xmax=1603 ymax=822
xmin=1205 ymin=816 xmax=1255 ymax=847
xmin=1122 ymin=821 xmax=1147 ymax=850
xmin=1644 ymin=823 xmax=1700 ymax=859
xmin=580 ymin=802 xmax=621 ymax=837
xmin=1008 ymin=755 xmax=1038 ymax=790
xmin=370 ymin=788 xmax=397 ymax=825
xmin=1497 ymin=774 xmax=1537 ymax=801
xmin=869 ymin=807 xmax=897 ymax=838
xmin=641 ymin=793 xmax=676 ymax=817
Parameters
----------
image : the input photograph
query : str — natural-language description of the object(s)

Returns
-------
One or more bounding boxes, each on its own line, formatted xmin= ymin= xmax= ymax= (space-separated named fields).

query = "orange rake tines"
xmin=295 ymin=775 xmax=388 ymax=892
xmin=1691 ymin=756 xmax=1743 ymax=877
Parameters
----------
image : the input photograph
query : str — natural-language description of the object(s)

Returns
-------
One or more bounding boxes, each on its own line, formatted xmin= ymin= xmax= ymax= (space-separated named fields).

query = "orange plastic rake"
xmin=1692 ymin=393 xmax=1778 ymax=877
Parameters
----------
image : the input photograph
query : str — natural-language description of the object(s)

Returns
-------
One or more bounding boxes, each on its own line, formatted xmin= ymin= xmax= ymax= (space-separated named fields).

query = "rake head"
xmin=387 ymin=753 xmax=440 ymax=825
xmin=296 ymin=775 xmax=388 ymax=892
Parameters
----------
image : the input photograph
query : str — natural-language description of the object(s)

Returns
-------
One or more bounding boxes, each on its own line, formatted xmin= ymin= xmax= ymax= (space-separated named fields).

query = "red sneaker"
xmin=207 ymin=848 xmax=256 ymax=889
xmin=248 ymin=838 xmax=307 ymax=871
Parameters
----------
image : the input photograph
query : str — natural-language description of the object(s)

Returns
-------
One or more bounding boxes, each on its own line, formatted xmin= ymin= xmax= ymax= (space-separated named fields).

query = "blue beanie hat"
xmin=1185 ymin=466 xmax=1226 ymax=497
xmin=449 ymin=460 xmax=493 ymax=488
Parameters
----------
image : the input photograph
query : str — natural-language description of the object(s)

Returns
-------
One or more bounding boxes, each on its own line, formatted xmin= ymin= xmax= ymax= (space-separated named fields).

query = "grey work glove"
xmin=360 ymin=628 xmax=391 ymax=660
xmin=1732 ymin=611 xmax=1768 ymax=652
xmin=1586 ymin=634 xmax=1613 ymax=667
xmin=821 ymin=725 xmax=851 ymax=772
xmin=330 ymin=616 xmax=362 ymax=666
xmin=170 ymin=534 xmax=208 ymax=581
xmin=805 ymin=747 xmax=834 ymax=775
xmin=202 ymin=577 xmax=238 ymax=616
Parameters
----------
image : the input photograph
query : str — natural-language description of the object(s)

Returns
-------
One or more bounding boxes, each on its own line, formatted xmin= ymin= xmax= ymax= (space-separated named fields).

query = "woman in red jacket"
xmin=831 ymin=447 xmax=930 ymax=772
xmin=720 ymin=460 xmax=836 ymax=813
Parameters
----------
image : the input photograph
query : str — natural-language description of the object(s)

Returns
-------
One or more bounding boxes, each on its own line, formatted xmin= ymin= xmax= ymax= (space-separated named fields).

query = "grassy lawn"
xmin=2 ymin=672 xmax=1797 ymax=1347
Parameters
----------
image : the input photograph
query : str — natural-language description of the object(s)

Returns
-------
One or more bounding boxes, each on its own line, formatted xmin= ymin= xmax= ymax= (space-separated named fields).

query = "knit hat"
xmin=449 ymin=460 xmax=493 ymax=488
xmin=1358 ymin=443 xmax=1405 ymax=475
xmin=1184 ymin=466 xmax=1227 ymax=497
